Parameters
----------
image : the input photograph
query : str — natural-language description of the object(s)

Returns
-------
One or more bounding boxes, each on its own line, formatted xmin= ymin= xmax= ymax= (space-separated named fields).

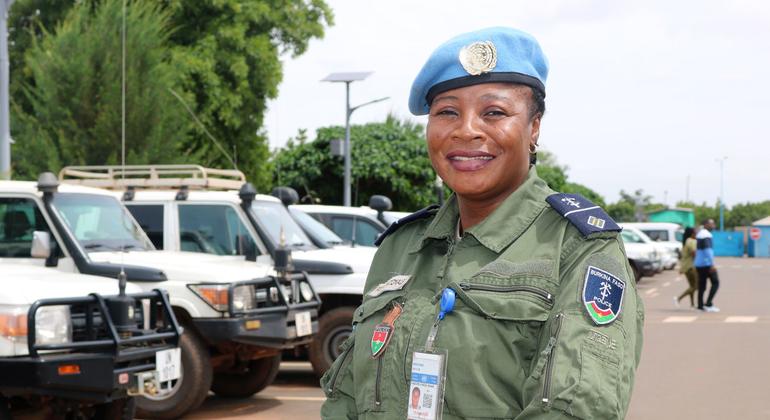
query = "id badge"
xmin=406 ymin=348 xmax=447 ymax=420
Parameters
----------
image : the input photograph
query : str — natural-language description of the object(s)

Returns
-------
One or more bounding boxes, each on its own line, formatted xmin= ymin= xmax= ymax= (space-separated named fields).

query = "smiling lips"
xmin=446 ymin=150 xmax=496 ymax=171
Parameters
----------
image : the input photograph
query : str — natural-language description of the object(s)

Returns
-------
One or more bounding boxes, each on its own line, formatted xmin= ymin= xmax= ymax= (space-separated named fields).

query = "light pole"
xmin=717 ymin=156 xmax=727 ymax=231
xmin=0 ymin=0 xmax=15 ymax=180
xmin=322 ymin=72 xmax=388 ymax=207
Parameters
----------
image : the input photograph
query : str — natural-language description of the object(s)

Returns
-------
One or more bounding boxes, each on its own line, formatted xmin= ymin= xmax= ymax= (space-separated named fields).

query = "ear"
xmin=530 ymin=114 xmax=541 ymax=146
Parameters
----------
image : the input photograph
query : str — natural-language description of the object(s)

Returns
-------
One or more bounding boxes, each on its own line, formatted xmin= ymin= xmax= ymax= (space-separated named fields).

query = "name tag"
xmin=407 ymin=350 xmax=447 ymax=420
xmin=368 ymin=275 xmax=411 ymax=297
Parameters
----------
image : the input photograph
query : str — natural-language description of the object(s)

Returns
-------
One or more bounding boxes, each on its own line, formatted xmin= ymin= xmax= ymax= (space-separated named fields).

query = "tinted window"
xmin=178 ymin=204 xmax=258 ymax=256
xmin=641 ymin=229 xmax=668 ymax=241
xmin=127 ymin=205 xmax=164 ymax=249
xmin=331 ymin=216 xmax=381 ymax=247
xmin=0 ymin=197 xmax=53 ymax=257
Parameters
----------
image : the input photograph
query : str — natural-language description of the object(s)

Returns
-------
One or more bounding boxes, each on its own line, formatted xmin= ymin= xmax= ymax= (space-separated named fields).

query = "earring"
xmin=529 ymin=143 xmax=538 ymax=165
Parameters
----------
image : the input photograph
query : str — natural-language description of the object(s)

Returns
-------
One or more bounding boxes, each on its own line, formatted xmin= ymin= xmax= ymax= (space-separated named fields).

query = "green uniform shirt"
xmin=321 ymin=168 xmax=644 ymax=419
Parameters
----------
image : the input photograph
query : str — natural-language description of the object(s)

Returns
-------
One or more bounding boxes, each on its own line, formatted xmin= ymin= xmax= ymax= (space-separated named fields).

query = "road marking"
xmin=663 ymin=282 xmax=671 ymax=287
xmin=663 ymin=316 xmax=697 ymax=323
xmin=645 ymin=288 xmax=658 ymax=296
xmin=725 ymin=316 xmax=758 ymax=323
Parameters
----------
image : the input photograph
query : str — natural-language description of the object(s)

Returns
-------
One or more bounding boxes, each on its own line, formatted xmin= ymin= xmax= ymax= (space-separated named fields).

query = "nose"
xmin=452 ymin=113 xmax=484 ymax=142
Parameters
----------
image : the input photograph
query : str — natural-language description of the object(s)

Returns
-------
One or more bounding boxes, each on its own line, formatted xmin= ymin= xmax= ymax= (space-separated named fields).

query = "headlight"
xmin=0 ymin=305 xmax=29 ymax=342
xmin=232 ymin=285 xmax=256 ymax=311
xmin=35 ymin=305 xmax=72 ymax=345
xmin=189 ymin=284 xmax=229 ymax=311
xmin=299 ymin=282 xmax=314 ymax=302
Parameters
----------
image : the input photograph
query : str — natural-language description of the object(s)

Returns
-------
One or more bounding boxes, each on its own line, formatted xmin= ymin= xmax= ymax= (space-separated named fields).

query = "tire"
xmin=136 ymin=331 xmax=212 ymax=419
xmin=93 ymin=397 xmax=135 ymax=420
xmin=210 ymin=354 xmax=281 ymax=398
xmin=631 ymin=262 xmax=641 ymax=283
xmin=0 ymin=396 xmax=11 ymax=420
xmin=309 ymin=307 xmax=355 ymax=377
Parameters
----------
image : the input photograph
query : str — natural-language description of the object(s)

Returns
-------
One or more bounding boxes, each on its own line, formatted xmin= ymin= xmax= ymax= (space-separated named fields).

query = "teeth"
xmin=449 ymin=156 xmax=493 ymax=161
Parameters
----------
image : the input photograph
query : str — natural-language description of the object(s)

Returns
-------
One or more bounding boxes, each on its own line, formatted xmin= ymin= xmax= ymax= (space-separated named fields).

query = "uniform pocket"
xmin=320 ymin=335 xmax=355 ymax=398
xmin=438 ymin=277 xmax=554 ymax=418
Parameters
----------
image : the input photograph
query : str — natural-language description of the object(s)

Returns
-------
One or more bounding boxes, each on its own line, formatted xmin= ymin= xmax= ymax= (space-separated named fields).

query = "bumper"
xmin=193 ymin=308 xmax=319 ymax=349
xmin=635 ymin=258 xmax=658 ymax=277
xmin=0 ymin=346 xmax=175 ymax=403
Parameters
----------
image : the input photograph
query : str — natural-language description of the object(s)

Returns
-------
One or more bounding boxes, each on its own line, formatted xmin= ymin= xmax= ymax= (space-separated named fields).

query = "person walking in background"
xmin=695 ymin=219 xmax=720 ymax=312
xmin=675 ymin=226 xmax=698 ymax=308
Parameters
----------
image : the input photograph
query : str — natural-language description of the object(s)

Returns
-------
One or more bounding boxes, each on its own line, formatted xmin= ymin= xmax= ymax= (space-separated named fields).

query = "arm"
xmin=516 ymin=235 xmax=644 ymax=419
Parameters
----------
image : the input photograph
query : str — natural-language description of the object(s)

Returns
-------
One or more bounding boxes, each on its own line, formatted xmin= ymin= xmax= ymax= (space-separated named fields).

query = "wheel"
xmin=0 ymin=395 xmax=11 ymax=419
xmin=93 ymin=397 xmax=135 ymax=420
xmin=211 ymin=354 xmax=281 ymax=398
xmin=631 ymin=262 xmax=641 ymax=283
xmin=309 ymin=307 xmax=355 ymax=377
xmin=136 ymin=331 xmax=212 ymax=419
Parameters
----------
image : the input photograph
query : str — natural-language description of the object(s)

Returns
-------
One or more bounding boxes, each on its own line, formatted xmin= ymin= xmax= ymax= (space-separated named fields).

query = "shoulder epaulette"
xmin=545 ymin=193 xmax=621 ymax=237
xmin=374 ymin=204 xmax=440 ymax=246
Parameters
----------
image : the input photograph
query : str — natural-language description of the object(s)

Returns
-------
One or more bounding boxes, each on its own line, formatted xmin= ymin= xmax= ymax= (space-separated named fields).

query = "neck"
xmin=457 ymin=195 xmax=507 ymax=232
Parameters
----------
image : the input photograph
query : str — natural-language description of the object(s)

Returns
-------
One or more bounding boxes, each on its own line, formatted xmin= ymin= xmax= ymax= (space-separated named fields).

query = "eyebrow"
xmin=432 ymin=95 xmax=458 ymax=105
xmin=479 ymin=93 xmax=512 ymax=102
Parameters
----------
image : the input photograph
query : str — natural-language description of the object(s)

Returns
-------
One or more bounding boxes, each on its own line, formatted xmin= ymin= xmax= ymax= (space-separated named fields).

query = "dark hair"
xmin=529 ymin=87 xmax=546 ymax=120
xmin=682 ymin=227 xmax=694 ymax=247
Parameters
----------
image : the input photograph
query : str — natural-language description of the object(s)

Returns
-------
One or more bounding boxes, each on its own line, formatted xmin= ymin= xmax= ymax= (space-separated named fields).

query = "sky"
xmin=264 ymin=0 xmax=770 ymax=208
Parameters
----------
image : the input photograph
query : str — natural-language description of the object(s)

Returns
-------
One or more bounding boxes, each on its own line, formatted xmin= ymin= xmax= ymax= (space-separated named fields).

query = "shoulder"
xmin=545 ymin=193 xmax=621 ymax=238
xmin=696 ymin=229 xmax=711 ymax=239
xmin=373 ymin=204 xmax=440 ymax=246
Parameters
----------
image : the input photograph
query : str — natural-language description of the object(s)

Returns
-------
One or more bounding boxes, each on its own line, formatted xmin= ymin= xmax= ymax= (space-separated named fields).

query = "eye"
xmin=484 ymin=108 xmax=507 ymax=117
xmin=431 ymin=107 xmax=458 ymax=117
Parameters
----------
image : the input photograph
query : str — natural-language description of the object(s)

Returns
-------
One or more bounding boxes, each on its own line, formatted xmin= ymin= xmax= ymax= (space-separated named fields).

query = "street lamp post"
xmin=0 ymin=0 xmax=15 ymax=180
xmin=717 ymin=156 xmax=727 ymax=231
xmin=322 ymin=72 xmax=388 ymax=206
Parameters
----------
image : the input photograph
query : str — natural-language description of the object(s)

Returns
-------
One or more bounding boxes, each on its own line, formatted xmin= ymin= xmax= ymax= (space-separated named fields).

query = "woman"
xmin=675 ymin=227 xmax=698 ymax=308
xmin=321 ymin=27 xmax=643 ymax=419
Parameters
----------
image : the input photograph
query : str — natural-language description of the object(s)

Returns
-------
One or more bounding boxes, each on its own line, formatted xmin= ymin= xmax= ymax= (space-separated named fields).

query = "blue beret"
xmin=408 ymin=27 xmax=549 ymax=116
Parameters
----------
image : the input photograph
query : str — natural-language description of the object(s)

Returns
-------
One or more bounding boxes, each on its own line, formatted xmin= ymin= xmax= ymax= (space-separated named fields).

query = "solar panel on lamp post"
xmin=322 ymin=72 xmax=388 ymax=207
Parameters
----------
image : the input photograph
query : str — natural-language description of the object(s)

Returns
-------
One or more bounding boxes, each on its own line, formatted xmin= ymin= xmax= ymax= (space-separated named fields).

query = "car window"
xmin=51 ymin=193 xmax=153 ymax=252
xmin=0 ymin=197 xmax=56 ymax=258
xmin=127 ymin=205 xmax=164 ymax=249
xmin=178 ymin=204 xmax=258 ymax=256
xmin=641 ymin=229 xmax=668 ymax=241
xmin=621 ymin=230 xmax=644 ymax=243
xmin=675 ymin=230 xmax=684 ymax=242
xmin=331 ymin=216 xmax=382 ymax=247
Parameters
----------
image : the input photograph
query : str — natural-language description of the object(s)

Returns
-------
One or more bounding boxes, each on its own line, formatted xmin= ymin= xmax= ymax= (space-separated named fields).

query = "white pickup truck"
xmin=0 ymin=188 xmax=182 ymax=418
xmin=59 ymin=165 xmax=374 ymax=377
xmin=3 ymin=173 xmax=320 ymax=419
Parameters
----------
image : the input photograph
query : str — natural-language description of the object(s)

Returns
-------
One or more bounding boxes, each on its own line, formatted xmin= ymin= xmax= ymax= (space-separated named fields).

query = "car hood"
xmin=88 ymin=251 xmax=275 ymax=283
xmin=0 ymin=262 xmax=141 ymax=305
xmin=292 ymin=247 xmax=376 ymax=274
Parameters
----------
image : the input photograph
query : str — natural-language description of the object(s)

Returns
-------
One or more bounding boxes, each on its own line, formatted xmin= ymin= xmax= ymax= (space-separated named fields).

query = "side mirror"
xmin=368 ymin=195 xmax=392 ymax=212
xmin=238 ymin=235 xmax=258 ymax=262
xmin=31 ymin=231 xmax=52 ymax=259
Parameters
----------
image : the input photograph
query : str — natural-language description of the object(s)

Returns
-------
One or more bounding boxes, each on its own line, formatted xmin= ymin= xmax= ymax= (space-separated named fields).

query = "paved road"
xmin=189 ymin=257 xmax=770 ymax=419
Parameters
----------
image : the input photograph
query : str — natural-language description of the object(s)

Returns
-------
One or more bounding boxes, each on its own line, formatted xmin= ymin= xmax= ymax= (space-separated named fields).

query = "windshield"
xmin=51 ymin=193 xmax=153 ymax=252
xmin=641 ymin=229 xmax=668 ymax=241
xmin=289 ymin=208 xmax=344 ymax=246
xmin=621 ymin=230 xmax=644 ymax=244
xmin=249 ymin=200 xmax=314 ymax=249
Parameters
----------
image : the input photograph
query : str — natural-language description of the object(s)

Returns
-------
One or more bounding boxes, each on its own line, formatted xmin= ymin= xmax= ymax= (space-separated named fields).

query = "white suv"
xmin=61 ymin=165 xmax=374 ymax=377
xmin=621 ymin=223 xmax=678 ymax=270
xmin=0 ymin=186 xmax=182 ymax=418
xmin=8 ymin=173 xmax=319 ymax=419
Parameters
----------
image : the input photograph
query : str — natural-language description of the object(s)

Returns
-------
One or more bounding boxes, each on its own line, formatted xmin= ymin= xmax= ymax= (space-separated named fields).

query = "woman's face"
xmin=426 ymin=83 xmax=540 ymax=203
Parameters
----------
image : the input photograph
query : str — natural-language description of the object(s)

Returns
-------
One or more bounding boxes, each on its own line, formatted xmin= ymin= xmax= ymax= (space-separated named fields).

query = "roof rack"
xmin=58 ymin=165 xmax=246 ymax=191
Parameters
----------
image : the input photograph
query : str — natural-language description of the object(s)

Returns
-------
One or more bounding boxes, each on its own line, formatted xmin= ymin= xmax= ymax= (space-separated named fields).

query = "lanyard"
xmin=424 ymin=288 xmax=456 ymax=351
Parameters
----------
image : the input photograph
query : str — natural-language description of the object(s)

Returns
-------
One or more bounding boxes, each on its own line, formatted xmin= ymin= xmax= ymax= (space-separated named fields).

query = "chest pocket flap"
xmin=352 ymin=290 xmax=407 ymax=325
xmin=451 ymin=259 xmax=557 ymax=322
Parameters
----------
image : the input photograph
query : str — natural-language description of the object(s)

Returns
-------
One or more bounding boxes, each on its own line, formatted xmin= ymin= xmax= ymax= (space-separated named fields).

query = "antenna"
xmin=168 ymin=88 xmax=238 ymax=171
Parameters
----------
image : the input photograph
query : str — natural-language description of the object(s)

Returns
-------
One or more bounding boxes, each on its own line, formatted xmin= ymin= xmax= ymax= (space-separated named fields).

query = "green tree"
xmin=162 ymin=0 xmax=333 ymax=191
xmin=272 ymin=115 xmax=437 ymax=210
xmin=536 ymin=149 xmax=605 ymax=206
xmin=11 ymin=0 xmax=186 ymax=179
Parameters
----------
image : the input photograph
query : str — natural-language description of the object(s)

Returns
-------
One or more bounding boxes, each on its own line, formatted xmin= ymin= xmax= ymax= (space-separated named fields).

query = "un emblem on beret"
xmin=459 ymin=41 xmax=497 ymax=75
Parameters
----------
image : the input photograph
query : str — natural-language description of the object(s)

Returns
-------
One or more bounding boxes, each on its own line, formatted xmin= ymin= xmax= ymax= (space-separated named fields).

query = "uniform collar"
xmin=415 ymin=166 xmax=553 ymax=253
